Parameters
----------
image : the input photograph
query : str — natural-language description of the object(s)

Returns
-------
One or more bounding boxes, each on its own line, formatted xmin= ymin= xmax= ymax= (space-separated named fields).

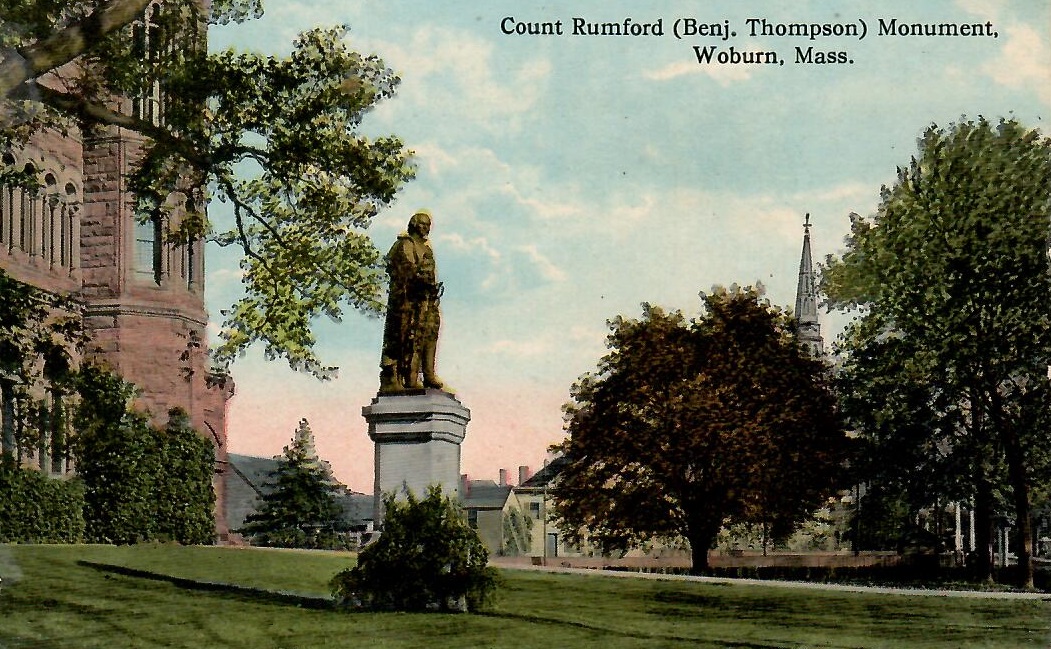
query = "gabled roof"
xmin=462 ymin=480 xmax=514 ymax=510
xmin=518 ymin=454 xmax=570 ymax=489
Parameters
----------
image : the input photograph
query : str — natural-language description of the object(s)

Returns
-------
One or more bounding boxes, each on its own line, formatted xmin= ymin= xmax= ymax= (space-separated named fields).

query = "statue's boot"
xmin=405 ymin=355 xmax=423 ymax=390
xmin=379 ymin=364 xmax=403 ymax=393
xmin=421 ymin=344 xmax=444 ymax=389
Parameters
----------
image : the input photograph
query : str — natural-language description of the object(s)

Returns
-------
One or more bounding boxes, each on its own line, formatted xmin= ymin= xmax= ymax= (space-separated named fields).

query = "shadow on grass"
xmin=77 ymin=561 xmax=334 ymax=610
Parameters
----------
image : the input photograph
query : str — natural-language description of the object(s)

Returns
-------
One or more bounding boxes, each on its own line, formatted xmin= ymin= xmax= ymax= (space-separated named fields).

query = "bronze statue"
xmin=379 ymin=210 xmax=445 ymax=393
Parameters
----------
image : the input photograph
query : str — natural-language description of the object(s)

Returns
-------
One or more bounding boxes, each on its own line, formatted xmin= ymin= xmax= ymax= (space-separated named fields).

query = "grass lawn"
xmin=1 ymin=544 xmax=1049 ymax=648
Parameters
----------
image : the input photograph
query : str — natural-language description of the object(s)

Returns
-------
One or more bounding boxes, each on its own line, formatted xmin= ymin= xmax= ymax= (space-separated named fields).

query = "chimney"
xmin=460 ymin=473 xmax=470 ymax=498
xmin=499 ymin=468 xmax=508 ymax=487
xmin=519 ymin=465 xmax=532 ymax=485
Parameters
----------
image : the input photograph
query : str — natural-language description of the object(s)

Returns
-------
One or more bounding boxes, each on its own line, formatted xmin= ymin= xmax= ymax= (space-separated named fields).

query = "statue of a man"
xmin=379 ymin=210 xmax=444 ymax=393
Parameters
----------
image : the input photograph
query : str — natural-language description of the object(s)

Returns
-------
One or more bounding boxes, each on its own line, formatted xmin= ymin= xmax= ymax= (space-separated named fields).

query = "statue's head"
xmin=408 ymin=210 xmax=432 ymax=237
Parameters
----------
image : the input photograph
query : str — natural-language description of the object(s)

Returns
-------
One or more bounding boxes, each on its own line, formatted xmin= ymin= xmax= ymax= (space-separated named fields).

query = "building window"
xmin=467 ymin=509 xmax=478 ymax=529
xmin=0 ymin=184 xmax=10 ymax=249
xmin=47 ymin=391 xmax=66 ymax=474
xmin=134 ymin=216 xmax=162 ymax=283
xmin=0 ymin=380 xmax=15 ymax=458
xmin=185 ymin=238 xmax=196 ymax=288
xmin=19 ymin=163 xmax=36 ymax=254
xmin=132 ymin=2 xmax=165 ymax=125
xmin=529 ymin=501 xmax=542 ymax=520
xmin=43 ymin=173 xmax=58 ymax=266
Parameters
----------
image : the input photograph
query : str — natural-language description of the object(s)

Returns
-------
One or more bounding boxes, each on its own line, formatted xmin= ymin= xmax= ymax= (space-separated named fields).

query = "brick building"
xmin=0 ymin=1 xmax=233 ymax=535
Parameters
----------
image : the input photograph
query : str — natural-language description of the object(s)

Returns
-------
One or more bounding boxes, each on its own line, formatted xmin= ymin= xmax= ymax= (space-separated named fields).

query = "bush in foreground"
xmin=331 ymin=486 xmax=498 ymax=612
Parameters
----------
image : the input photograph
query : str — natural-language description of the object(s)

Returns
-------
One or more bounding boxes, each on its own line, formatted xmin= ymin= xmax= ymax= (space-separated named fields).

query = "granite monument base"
xmin=362 ymin=389 xmax=470 ymax=526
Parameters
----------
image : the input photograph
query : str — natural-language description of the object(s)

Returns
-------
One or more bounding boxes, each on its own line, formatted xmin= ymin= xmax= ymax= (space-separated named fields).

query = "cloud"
xmin=483 ymin=338 xmax=550 ymax=358
xmin=516 ymin=244 xmax=567 ymax=282
xmin=505 ymin=183 xmax=586 ymax=221
xmin=370 ymin=26 xmax=552 ymax=131
xmin=982 ymin=23 xmax=1051 ymax=108
xmin=645 ymin=59 xmax=754 ymax=85
xmin=955 ymin=0 xmax=1006 ymax=23
xmin=441 ymin=232 xmax=502 ymax=261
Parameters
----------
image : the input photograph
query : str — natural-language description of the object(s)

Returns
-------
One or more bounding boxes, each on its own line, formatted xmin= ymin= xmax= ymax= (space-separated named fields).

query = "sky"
xmin=205 ymin=0 xmax=1050 ymax=493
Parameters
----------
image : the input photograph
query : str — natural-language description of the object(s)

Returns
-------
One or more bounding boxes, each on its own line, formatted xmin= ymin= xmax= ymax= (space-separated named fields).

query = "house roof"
xmin=224 ymin=453 xmax=280 ymax=530
xmin=518 ymin=454 xmax=569 ymax=489
xmin=462 ymin=479 xmax=514 ymax=510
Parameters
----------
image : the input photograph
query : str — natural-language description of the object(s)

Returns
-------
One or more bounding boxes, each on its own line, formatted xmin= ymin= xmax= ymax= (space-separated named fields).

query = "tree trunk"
xmin=1004 ymin=433 xmax=1035 ymax=590
xmin=973 ymin=476 xmax=995 ymax=584
xmin=989 ymin=389 xmax=1035 ymax=590
xmin=687 ymin=525 xmax=718 ymax=576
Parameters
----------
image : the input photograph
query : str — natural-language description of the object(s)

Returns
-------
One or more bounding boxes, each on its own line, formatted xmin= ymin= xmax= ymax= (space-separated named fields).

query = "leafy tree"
xmin=554 ymin=287 xmax=847 ymax=574
xmin=824 ymin=117 xmax=1051 ymax=588
xmin=154 ymin=407 xmax=216 ymax=545
xmin=0 ymin=268 xmax=86 ymax=455
xmin=331 ymin=486 xmax=497 ymax=612
xmin=237 ymin=418 xmax=345 ymax=548
xmin=73 ymin=364 xmax=216 ymax=544
xmin=1 ymin=0 xmax=415 ymax=376
xmin=71 ymin=365 xmax=159 ymax=544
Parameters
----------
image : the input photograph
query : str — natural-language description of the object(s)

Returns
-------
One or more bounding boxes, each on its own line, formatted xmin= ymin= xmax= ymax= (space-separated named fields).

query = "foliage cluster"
xmin=824 ymin=117 xmax=1051 ymax=587
xmin=1 ymin=270 xmax=214 ymax=545
xmin=237 ymin=419 xmax=348 ymax=549
xmin=555 ymin=286 xmax=846 ymax=574
xmin=331 ymin=487 xmax=498 ymax=612
xmin=73 ymin=365 xmax=215 ymax=545
xmin=501 ymin=507 xmax=533 ymax=556
xmin=0 ymin=268 xmax=87 ymax=453
xmin=0 ymin=455 xmax=84 ymax=542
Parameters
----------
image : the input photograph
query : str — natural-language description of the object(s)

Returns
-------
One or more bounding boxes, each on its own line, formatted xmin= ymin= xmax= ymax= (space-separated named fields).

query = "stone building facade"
xmin=0 ymin=1 xmax=233 ymax=535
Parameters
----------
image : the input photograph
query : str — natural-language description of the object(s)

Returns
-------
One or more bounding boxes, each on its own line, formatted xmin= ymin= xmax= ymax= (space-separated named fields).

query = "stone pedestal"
xmin=362 ymin=389 xmax=470 ymax=526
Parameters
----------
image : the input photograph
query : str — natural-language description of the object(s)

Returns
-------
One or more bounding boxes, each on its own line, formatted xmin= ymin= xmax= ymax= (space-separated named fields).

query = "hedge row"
xmin=0 ymin=459 xmax=85 ymax=543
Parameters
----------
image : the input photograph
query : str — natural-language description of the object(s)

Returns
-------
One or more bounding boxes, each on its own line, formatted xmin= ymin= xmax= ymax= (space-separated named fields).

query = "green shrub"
xmin=73 ymin=367 xmax=215 ymax=545
xmin=0 ymin=455 xmax=84 ymax=543
xmin=237 ymin=419 xmax=346 ymax=549
xmin=331 ymin=486 xmax=498 ymax=612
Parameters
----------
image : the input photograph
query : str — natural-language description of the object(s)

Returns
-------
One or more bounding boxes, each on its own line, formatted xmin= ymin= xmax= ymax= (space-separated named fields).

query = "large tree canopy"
xmin=554 ymin=287 xmax=846 ymax=574
xmin=1 ymin=0 xmax=415 ymax=377
xmin=824 ymin=117 xmax=1051 ymax=588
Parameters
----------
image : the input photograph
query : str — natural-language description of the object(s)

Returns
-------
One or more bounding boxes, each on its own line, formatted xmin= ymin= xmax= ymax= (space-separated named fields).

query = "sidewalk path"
xmin=490 ymin=558 xmax=1051 ymax=600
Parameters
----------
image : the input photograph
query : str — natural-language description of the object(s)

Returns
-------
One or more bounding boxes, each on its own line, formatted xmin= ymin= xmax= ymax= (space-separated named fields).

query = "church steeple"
xmin=794 ymin=213 xmax=823 ymax=357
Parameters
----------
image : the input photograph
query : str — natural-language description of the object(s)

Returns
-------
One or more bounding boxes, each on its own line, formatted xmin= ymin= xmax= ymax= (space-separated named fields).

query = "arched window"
xmin=43 ymin=172 xmax=58 ymax=266
xmin=47 ymin=389 xmax=67 ymax=474
xmin=61 ymin=182 xmax=78 ymax=268
xmin=19 ymin=163 xmax=37 ymax=255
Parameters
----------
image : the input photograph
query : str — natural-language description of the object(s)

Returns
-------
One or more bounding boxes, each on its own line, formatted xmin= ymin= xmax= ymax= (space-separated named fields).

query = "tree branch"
xmin=34 ymin=84 xmax=210 ymax=167
xmin=1 ymin=0 xmax=157 ymax=100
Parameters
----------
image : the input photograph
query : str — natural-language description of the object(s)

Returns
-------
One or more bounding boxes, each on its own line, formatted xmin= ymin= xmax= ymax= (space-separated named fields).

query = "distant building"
xmin=513 ymin=456 xmax=586 ymax=559
xmin=225 ymin=452 xmax=374 ymax=537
